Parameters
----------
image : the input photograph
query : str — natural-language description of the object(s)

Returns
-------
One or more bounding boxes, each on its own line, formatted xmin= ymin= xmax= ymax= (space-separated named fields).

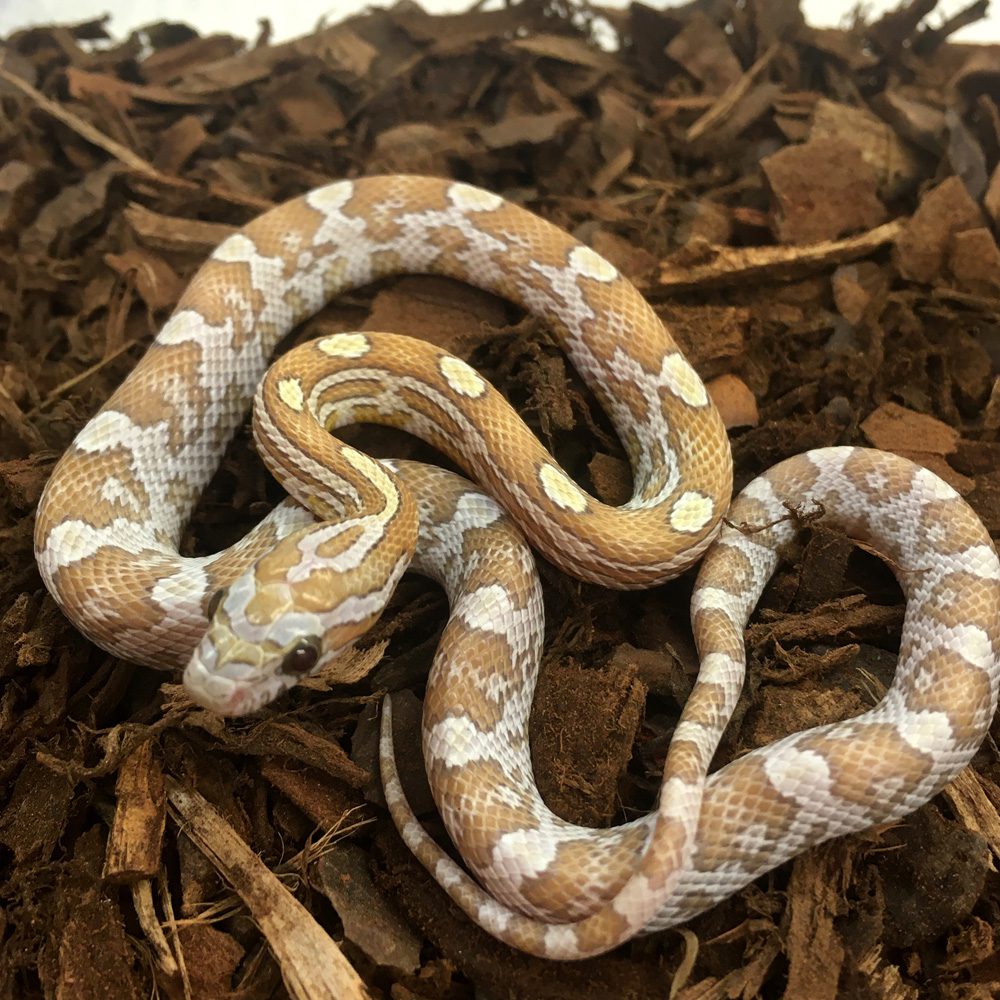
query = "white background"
xmin=0 ymin=0 xmax=997 ymax=45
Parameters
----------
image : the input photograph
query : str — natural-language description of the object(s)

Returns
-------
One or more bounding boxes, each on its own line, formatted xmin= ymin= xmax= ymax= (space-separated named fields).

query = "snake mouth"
xmin=182 ymin=658 xmax=294 ymax=716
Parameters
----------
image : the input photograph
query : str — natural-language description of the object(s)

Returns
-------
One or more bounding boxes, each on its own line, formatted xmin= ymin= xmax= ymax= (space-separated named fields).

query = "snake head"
xmin=182 ymin=581 xmax=333 ymax=716
xmin=182 ymin=520 xmax=405 ymax=715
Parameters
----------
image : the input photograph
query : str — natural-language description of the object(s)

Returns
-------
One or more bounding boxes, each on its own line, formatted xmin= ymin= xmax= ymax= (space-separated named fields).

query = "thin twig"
xmin=0 ymin=62 xmax=178 ymax=184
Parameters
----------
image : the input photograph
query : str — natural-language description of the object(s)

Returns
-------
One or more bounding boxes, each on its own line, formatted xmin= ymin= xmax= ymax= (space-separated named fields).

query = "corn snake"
xmin=33 ymin=175 xmax=1000 ymax=959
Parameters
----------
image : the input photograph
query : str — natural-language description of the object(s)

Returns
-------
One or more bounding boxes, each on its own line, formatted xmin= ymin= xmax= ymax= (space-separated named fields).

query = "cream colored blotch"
xmin=318 ymin=333 xmax=371 ymax=359
xmin=439 ymin=356 xmax=487 ymax=398
xmin=277 ymin=377 xmax=305 ymax=412
xmin=539 ymin=464 xmax=589 ymax=514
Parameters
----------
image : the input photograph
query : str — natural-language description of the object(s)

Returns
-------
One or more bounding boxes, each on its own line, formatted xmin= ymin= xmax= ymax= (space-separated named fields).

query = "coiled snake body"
xmin=34 ymin=176 xmax=1000 ymax=959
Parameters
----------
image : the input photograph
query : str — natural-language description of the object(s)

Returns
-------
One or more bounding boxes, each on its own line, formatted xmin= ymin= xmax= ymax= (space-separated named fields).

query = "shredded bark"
xmin=2 ymin=1 xmax=1000 ymax=996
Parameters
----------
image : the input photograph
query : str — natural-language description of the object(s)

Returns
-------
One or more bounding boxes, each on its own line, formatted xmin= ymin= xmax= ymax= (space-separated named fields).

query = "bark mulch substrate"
xmin=2 ymin=1 xmax=1000 ymax=997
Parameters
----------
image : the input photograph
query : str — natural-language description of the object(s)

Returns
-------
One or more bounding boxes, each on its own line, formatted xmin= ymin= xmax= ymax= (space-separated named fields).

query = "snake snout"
xmin=182 ymin=654 xmax=295 ymax=716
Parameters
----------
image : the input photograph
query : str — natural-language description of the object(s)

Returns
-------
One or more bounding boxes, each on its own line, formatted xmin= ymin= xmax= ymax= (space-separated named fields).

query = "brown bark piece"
xmin=860 ymin=401 xmax=959 ymax=455
xmin=950 ymin=227 xmax=1000 ymax=295
xmin=479 ymin=109 xmax=581 ymax=150
xmin=762 ymin=137 xmax=887 ymax=244
xmin=221 ymin=720 xmax=371 ymax=788
xmin=894 ymin=175 xmax=984 ymax=283
xmin=784 ymin=843 xmax=854 ymax=1000
xmin=878 ymin=808 xmax=990 ymax=948
xmin=364 ymin=277 xmax=509 ymax=356
xmin=313 ymin=842 xmax=422 ymax=972
xmin=260 ymin=757 xmax=365 ymax=831
xmin=811 ymin=98 xmax=921 ymax=198
xmin=665 ymin=12 xmax=743 ymax=94
xmin=984 ymin=162 xmax=1000 ymax=227
xmin=166 ymin=778 xmax=370 ymax=1000
xmin=831 ymin=261 xmax=888 ymax=325
xmin=20 ymin=162 xmax=122 ymax=258
xmin=153 ymin=113 xmax=208 ymax=173
xmin=861 ymin=403 xmax=974 ymax=492
xmin=123 ymin=201 xmax=236 ymax=252
xmin=0 ymin=454 xmax=50 ymax=509
xmin=508 ymin=33 xmax=621 ymax=72
xmin=104 ymin=739 xmax=166 ymax=882
xmin=370 ymin=123 xmax=474 ymax=176
xmin=588 ymin=451 xmax=631 ymax=506
xmin=3 ymin=4 xmax=1000 ymax=997
xmin=875 ymin=89 xmax=946 ymax=153
xmin=0 ymin=758 xmax=74 ymax=864
xmin=531 ymin=659 xmax=645 ymax=827
xmin=51 ymin=885 xmax=144 ymax=1000
xmin=607 ymin=641 xmax=694 ymax=704
xmin=175 ymin=923 xmax=246 ymax=998
xmin=706 ymin=373 xmax=759 ymax=428
xmin=943 ymin=768 xmax=1000 ymax=862
xmin=0 ymin=160 xmax=47 ymax=235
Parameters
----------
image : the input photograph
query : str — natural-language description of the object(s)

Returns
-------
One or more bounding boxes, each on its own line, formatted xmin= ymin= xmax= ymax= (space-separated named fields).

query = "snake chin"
xmin=182 ymin=655 xmax=294 ymax=716
xmin=181 ymin=627 xmax=345 ymax=716
xmin=181 ymin=630 xmax=303 ymax=716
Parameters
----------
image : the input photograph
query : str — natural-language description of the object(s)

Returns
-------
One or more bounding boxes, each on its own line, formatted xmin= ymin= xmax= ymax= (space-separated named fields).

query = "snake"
xmin=32 ymin=175 xmax=1000 ymax=960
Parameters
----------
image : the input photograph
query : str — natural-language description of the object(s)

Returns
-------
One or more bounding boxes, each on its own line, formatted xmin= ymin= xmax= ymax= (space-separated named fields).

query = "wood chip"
xmin=861 ymin=401 xmax=959 ymax=455
xmin=707 ymin=373 xmax=759 ymax=428
xmin=762 ymin=136 xmax=888 ymax=244
xmin=894 ymin=176 xmax=984 ymax=284
xmin=166 ymin=778 xmax=370 ymax=1000
xmin=659 ymin=220 xmax=903 ymax=290
xmin=312 ymin=843 xmax=422 ymax=972
xmin=103 ymin=739 xmax=166 ymax=882
xmin=4 ymin=4 xmax=1000 ymax=995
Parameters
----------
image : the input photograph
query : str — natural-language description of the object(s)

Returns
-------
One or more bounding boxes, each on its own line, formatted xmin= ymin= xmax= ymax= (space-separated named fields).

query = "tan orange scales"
xmin=33 ymin=176 xmax=999 ymax=958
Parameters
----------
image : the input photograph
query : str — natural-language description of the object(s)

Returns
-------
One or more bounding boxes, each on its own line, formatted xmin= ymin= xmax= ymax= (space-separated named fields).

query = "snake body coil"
xmin=34 ymin=176 xmax=1000 ymax=959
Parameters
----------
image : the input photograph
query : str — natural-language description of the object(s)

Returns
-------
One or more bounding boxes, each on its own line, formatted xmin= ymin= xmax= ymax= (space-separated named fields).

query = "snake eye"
xmin=206 ymin=588 xmax=226 ymax=619
xmin=280 ymin=637 xmax=322 ymax=677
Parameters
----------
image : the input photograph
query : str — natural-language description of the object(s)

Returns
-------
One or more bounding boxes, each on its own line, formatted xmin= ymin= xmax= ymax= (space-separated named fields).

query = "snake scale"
xmin=34 ymin=175 xmax=1000 ymax=960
